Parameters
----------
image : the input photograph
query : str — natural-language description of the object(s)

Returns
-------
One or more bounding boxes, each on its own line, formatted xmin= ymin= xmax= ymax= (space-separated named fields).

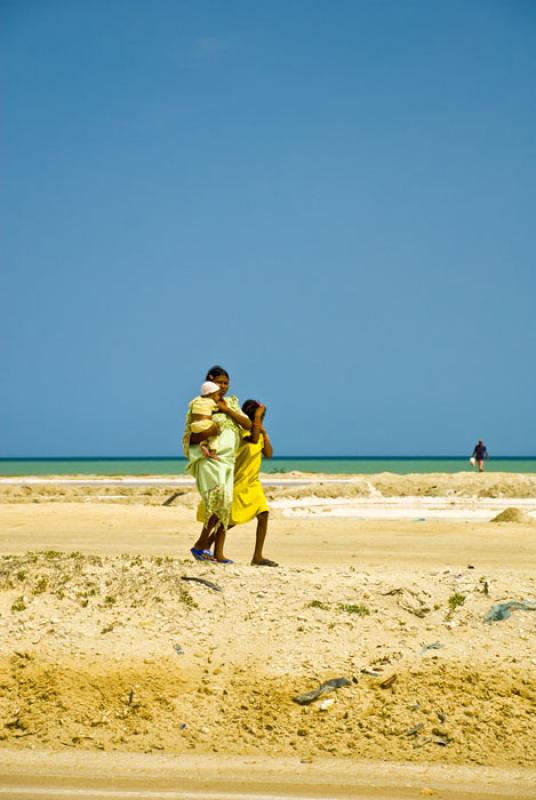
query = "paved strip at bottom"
xmin=0 ymin=787 xmax=404 ymax=800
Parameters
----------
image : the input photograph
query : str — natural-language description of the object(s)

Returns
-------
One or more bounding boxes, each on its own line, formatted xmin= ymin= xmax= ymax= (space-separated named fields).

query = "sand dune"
xmin=0 ymin=477 xmax=535 ymax=796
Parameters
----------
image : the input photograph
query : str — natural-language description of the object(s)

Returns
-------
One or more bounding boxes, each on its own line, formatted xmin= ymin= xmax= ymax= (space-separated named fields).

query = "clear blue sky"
xmin=2 ymin=0 xmax=535 ymax=457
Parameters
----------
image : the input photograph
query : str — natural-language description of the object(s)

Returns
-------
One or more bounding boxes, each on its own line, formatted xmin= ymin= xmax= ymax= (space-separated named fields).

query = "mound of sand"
xmin=1 ymin=552 xmax=535 ymax=767
xmin=491 ymin=507 xmax=533 ymax=524
xmin=3 ymin=472 xmax=536 ymax=506
xmin=0 ymin=483 xmax=200 ymax=508
xmin=370 ymin=473 xmax=536 ymax=499
xmin=1 ymin=653 xmax=535 ymax=766
xmin=266 ymin=481 xmax=371 ymax=501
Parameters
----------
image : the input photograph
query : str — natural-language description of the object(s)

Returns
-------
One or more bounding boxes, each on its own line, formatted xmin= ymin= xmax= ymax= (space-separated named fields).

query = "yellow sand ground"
xmin=0 ymin=475 xmax=535 ymax=798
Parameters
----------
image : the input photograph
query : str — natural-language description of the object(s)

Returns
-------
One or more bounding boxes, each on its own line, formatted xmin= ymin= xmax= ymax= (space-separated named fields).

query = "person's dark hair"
xmin=206 ymin=365 xmax=229 ymax=381
xmin=242 ymin=399 xmax=263 ymax=422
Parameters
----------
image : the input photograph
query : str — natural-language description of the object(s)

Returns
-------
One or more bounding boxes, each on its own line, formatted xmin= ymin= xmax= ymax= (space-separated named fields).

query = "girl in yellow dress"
xmin=231 ymin=400 xmax=278 ymax=567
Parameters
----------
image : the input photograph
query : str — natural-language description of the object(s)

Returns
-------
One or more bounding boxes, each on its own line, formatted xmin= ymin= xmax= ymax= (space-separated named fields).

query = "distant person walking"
xmin=470 ymin=440 xmax=489 ymax=473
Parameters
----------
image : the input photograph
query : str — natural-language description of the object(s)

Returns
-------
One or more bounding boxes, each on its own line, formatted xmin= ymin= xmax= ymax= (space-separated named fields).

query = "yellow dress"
xmin=231 ymin=433 xmax=269 ymax=525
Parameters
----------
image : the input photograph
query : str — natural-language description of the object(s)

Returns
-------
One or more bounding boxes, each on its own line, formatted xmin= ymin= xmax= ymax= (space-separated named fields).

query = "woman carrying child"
xmin=230 ymin=399 xmax=278 ymax=567
xmin=183 ymin=366 xmax=250 ymax=563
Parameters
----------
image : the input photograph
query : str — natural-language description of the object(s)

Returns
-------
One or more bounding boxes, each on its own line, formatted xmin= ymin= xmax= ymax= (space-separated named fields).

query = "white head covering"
xmin=200 ymin=380 xmax=220 ymax=397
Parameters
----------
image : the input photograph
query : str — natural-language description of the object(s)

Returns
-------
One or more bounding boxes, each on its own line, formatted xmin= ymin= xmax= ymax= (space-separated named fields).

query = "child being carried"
xmin=190 ymin=381 xmax=221 ymax=459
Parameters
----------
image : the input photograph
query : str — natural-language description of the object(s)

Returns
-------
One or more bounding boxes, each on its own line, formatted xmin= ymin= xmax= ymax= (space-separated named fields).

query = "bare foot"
xmin=251 ymin=558 xmax=278 ymax=567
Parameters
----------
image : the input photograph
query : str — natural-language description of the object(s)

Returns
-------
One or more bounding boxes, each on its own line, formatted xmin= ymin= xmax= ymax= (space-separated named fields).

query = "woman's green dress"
xmin=183 ymin=395 xmax=243 ymax=531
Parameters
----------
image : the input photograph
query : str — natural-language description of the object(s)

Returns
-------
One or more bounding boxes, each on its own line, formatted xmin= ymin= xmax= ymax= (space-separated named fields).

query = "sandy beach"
xmin=0 ymin=473 xmax=535 ymax=798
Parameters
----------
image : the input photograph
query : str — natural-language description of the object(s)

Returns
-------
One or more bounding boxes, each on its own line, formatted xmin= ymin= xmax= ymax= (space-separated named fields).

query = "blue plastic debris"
xmin=484 ymin=600 xmax=536 ymax=623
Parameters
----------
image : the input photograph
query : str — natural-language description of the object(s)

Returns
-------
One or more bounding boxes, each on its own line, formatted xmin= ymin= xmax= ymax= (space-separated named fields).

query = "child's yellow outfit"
xmin=231 ymin=433 xmax=269 ymax=525
xmin=190 ymin=396 xmax=219 ymax=452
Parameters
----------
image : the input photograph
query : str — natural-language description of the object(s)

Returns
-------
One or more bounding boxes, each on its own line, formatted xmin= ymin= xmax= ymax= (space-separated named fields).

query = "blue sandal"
xmin=190 ymin=548 xmax=215 ymax=562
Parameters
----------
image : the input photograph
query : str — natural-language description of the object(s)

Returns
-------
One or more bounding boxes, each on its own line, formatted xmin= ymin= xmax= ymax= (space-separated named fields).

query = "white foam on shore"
xmin=0 ymin=477 xmax=353 ymax=487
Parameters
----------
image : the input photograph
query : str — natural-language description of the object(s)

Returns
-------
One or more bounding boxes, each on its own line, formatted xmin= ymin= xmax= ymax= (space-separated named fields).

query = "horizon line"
xmin=1 ymin=455 xmax=535 ymax=462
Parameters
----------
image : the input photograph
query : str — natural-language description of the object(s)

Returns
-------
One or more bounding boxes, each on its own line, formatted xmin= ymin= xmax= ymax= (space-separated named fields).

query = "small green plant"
xmin=104 ymin=595 xmax=117 ymax=606
xmin=33 ymin=576 xmax=49 ymax=594
xmin=308 ymin=599 xmax=329 ymax=610
xmin=180 ymin=588 xmax=198 ymax=609
xmin=101 ymin=623 xmax=115 ymax=634
xmin=11 ymin=596 xmax=27 ymax=612
xmin=16 ymin=570 xmax=27 ymax=582
xmin=448 ymin=592 xmax=465 ymax=611
xmin=43 ymin=550 xmax=62 ymax=560
xmin=339 ymin=603 xmax=370 ymax=616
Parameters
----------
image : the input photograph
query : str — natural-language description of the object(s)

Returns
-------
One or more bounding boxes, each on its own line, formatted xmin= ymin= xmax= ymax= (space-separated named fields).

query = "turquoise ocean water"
xmin=1 ymin=457 xmax=536 ymax=476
